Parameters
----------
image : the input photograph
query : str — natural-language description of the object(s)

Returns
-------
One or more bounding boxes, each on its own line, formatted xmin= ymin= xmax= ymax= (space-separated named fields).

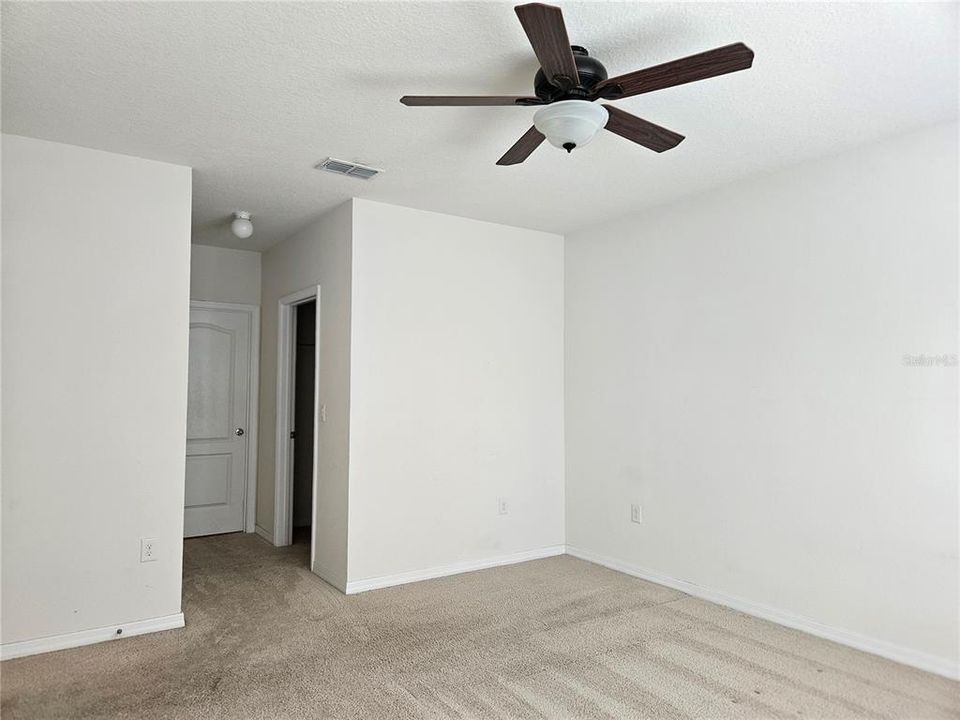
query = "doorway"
xmin=184 ymin=302 xmax=260 ymax=537
xmin=291 ymin=300 xmax=316 ymax=549
xmin=273 ymin=286 xmax=320 ymax=567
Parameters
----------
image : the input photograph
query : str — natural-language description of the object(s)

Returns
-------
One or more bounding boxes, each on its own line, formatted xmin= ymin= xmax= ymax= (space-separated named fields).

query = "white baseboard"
xmin=345 ymin=544 xmax=566 ymax=595
xmin=1 ymin=613 xmax=185 ymax=661
xmin=565 ymin=546 xmax=959 ymax=681
xmin=254 ymin=524 xmax=274 ymax=545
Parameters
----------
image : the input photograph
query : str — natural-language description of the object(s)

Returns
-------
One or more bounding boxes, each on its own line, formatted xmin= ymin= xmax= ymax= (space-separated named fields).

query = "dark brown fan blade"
xmin=401 ymin=96 xmax=543 ymax=106
xmin=597 ymin=43 xmax=754 ymax=99
xmin=496 ymin=126 xmax=546 ymax=165
xmin=603 ymin=105 xmax=684 ymax=153
xmin=515 ymin=3 xmax=580 ymax=90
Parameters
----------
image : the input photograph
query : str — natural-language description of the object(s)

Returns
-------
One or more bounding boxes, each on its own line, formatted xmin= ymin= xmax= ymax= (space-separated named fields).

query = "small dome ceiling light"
xmin=231 ymin=211 xmax=253 ymax=239
xmin=533 ymin=100 xmax=608 ymax=153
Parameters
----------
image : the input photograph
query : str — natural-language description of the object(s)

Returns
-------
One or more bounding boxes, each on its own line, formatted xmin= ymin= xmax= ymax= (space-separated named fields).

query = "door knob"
xmin=235 ymin=427 xmax=245 ymax=436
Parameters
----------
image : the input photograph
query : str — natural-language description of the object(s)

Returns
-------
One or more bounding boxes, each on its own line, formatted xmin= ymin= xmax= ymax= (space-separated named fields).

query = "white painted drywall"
xmin=1 ymin=134 xmax=192 ymax=645
xmin=565 ymin=123 xmax=959 ymax=672
xmin=347 ymin=199 xmax=565 ymax=583
xmin=190 ymin=244 xmax=261 ymax=305
xmin=258 ymin=201 xmax=352 ymax=589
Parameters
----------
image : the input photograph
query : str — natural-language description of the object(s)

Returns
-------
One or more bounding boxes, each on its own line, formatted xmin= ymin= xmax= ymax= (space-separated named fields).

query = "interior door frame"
xmin=188 ymin=300 xmax=261 ymax=534
xmin=274 ymin=286 xmax=320 ymax=564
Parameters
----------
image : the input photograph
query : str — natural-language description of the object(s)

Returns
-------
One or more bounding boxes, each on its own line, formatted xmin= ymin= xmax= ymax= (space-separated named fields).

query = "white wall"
xmin=190 ymin=244 xmax=261 ymax=305
xmin=258 ymin=201 xmax=352 ymax=589
xmin=1 ymin=135 xmax=192 ymax=645
xmin=565 ymin=122 xmax=959 ymax=675
xmin=347 ymin=200 xmax=565 ymax=583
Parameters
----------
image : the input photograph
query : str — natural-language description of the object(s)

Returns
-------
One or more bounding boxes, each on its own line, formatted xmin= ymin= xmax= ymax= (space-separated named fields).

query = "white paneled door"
xmin=185 ymin=305 xmax=256 ymax=537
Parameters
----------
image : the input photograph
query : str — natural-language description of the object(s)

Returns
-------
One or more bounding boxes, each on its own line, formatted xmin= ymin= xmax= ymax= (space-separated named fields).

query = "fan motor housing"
xmin=534 ymin=46 xmax=608 ymax=101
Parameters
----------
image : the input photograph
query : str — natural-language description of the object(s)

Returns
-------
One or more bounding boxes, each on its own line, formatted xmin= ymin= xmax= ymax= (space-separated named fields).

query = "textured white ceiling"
xmin=3 ymin=2 xmax=957 ymax=251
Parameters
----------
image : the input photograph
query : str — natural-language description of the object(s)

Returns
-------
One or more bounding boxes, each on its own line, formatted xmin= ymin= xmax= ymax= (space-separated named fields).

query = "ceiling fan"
xmin=400 ymin=3 xmax=754 ymax=165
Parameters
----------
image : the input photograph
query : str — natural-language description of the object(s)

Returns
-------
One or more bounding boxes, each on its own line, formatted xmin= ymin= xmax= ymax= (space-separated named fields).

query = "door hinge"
xmin=289 ymin=430 xmax=296 ymax=439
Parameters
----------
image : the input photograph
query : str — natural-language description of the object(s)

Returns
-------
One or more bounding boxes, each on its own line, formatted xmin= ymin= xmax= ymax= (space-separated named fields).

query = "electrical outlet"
xmin=497 ymin=497 xmax=509 ymax=515
xmin=140 ymin=538 xmax=159 ymax=563
xmin=320 ymin=404 xmax=327 ymax=423
xmin=630 ymin=504 xmax=643 ymax=524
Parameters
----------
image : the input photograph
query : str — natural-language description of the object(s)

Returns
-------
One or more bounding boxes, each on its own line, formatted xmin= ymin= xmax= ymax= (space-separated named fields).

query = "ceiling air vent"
xmin=315 ymin=157 xmax=383 ymax=180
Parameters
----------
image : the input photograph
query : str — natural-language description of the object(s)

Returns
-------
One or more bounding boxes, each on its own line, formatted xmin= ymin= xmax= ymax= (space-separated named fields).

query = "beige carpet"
xmin=1 ymin=534 xmax=956 ymax=719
